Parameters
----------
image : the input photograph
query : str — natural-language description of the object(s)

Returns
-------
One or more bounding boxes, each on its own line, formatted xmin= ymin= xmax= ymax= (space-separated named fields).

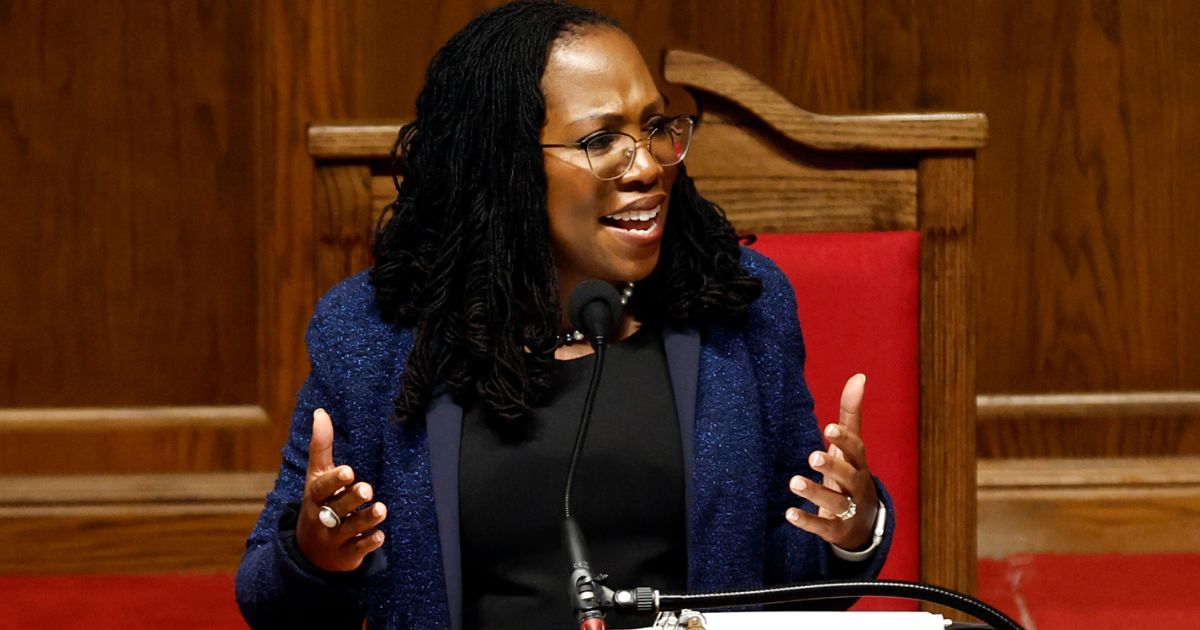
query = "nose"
xmin=620 ymin=137 xmax=664 ymax=184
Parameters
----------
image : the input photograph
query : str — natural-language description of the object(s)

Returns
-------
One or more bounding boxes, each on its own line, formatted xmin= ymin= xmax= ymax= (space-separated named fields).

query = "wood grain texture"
xmin=0 ymin=405 xmax=268 ymax=431
xmin=686 ymin=117 xmax=919 ymax=231
xmin=918 ymin=156 xmax=977 ymax=600
xmin=867 ymin=0 xmax=1200 ymax=458
xmin=978 ymin=458 xmax=1200 ymax=556
xmin=0 ymin=472 xmax=272 ymax=573
xmin=978 ymin=391 xmax=1200 ymax=419
xmin=978 ymin=391 xmax=1200 ymax=456
xmin=664 ymin=50 xmax=987 ymax=150
xmin=0 ymin=472 xmax=274 ymax=506
xmin=0 ymin=1 xmax=259 ymax=409
xmin=0 ymin=0 xmax=293 ymax=476
xmin=315 ymin=165 xmax=376 ymax=293
xmin=0 ymin=510 xmax=261 ymax=574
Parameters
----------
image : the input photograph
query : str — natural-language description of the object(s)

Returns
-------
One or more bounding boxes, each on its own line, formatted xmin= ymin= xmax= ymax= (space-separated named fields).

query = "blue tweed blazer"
xmin=236 ymin=248 xmax=895 ymax=629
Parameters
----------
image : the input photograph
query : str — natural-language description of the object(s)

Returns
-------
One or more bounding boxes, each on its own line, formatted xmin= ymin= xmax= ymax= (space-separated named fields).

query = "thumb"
xmin=308 ymin=408 xmax=335 ymax=474
xmin=838 ymin=373 xmax=866 ymax=435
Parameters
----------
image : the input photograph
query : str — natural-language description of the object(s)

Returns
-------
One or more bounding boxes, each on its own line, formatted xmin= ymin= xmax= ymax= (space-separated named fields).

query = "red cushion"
xmin=752 ymin=232 xmax=920 ymax=608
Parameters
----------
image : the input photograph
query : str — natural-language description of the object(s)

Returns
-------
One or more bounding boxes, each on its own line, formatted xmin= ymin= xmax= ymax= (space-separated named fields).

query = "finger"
xmin=838 ymin=373 xmax=866 ymax=436
xmin=324 ymin=481 xmax=374 ymax=517
xmin=308 ymin=465 xmax=355 ymax=505
xmin=342 ymin=528 xmax=386 ymax=559
xmin=308 ymin=408 xmax=336 ymax=474
xmin=789 ymin=475 xmax=855 ymax=517
xmin=809 ymin=450 xmax=860 ymax=493
xmin=339 ymin=501 xmax=388 ymax=539
xmin=785 ymin=507 xmax=834 ymax=538
xmin=823 ymin=423 xmax=867 ymax=470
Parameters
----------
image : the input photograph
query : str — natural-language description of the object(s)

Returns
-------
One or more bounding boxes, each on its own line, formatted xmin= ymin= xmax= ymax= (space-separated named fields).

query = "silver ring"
xmin=318 ymin=505 xmax=342 ymax=529
xmin=835 ymin=497 xmax=857 ymax=521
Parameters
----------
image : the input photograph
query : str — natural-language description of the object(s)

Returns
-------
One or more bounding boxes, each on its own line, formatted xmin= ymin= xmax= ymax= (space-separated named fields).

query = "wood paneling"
xmin=0 ymin=405 xmax=268 ymax=431
xmin=0 ymin=473 xmax=273 ymax=573
xmin=867 ymin=0 xmax=1200 ymax=456
xmin=0 ymin=1 xmax=259 ymax=409
xmin=978 ymin=458 xmax=1200 ymax=557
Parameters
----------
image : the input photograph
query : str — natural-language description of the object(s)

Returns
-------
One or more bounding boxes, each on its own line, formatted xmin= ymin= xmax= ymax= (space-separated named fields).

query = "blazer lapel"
xmin=663 ymin=324 xmax=700 ymax=565
xmin=425 ymin=391 xmax=464 ymax=630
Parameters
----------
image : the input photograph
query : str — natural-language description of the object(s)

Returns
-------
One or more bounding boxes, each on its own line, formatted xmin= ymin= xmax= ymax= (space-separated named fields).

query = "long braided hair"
xmin=371 ymin=0 xmax=762 ymax=425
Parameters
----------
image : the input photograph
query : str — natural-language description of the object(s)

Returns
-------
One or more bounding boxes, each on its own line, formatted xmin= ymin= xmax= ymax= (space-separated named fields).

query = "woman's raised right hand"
xmin=295 ymin=408 xmax=388 ymax=572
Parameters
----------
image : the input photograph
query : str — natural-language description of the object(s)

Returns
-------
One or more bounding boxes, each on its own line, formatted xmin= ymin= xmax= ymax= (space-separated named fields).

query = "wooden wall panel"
xmin=867 ymin=0 xmax=1200 ymax=456
xmin=0 ymin=1 xmax=259 ymax=409
xmin=328 ymin=0 xmax=864 ymax=120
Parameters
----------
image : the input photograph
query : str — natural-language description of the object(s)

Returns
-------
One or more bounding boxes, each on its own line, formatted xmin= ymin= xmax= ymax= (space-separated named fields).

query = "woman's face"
xmin=540 ymin=28 xmax=677 ymax=297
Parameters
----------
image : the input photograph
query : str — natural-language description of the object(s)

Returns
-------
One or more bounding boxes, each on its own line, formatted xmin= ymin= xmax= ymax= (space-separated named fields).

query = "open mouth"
xmin=599 ymin=205 xmax=660 ymax=234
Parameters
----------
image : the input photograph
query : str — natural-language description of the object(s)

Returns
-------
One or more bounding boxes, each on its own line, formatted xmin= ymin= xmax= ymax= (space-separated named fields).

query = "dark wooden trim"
xmin=918 ymin=155 xmax=977 ymax=600
xmin=309 ymin=121 xmax=404 ymax=159
xmin=978 ymin=457 xmax=1200 ymax=557
xmin=0 ymin=406 xmax=270 ymax=432
xmin=314 ymin=164 xmax=376 ymax=294
xmin=977 ymin=391 xmax=1200 ymax=420
xmin=0 ymin=473 xmax=275 ymax=506
xmin=0 ymin=473 xmax=274 ymax=573
xmin=663 ymin=50 xmax=988 ymax=151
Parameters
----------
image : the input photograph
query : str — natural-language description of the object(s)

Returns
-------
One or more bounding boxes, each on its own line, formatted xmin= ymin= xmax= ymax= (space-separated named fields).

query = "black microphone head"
xmin=567 ymin=279 xmax=623 ymax=343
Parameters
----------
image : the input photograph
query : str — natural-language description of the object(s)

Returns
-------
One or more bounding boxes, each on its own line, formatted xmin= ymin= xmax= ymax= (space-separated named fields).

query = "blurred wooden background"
xmin=2 ymin=0 xmax=1198 ymax=572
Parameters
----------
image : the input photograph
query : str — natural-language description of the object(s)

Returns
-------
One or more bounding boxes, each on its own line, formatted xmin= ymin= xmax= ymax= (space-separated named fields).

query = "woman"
xmin=236 ymin=2 xmax=894 ymax=628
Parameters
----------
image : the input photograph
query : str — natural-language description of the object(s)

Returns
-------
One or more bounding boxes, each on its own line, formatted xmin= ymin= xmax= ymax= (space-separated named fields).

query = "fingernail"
xmin=373 ymin=503 xmax=385 ymax=516
xmin=810 ymin=452 xmax=825 ymax=467
xmin=825 ymin=424 xmax=841 ymax=439
xmin=357 ymin=485 xmax=371 ymax=500
xmin=786 ymin=508 xmax=799 ymax=523
xmin=790 ymin=476 xmax=807 ymax=493
xmin=374 ymin=530 xmax=386 ymax=542
xmin=337 ymin=467 xmax=352 ymax=482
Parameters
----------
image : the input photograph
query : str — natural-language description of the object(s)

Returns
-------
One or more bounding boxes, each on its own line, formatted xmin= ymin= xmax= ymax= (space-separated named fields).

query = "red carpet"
xmin=3 ymin=555 xmax=1199 ymax=628
xmin=978 ymin=553 xmax=1200 ymax=629
xmin=0 ymin=573 xmax=244 ymax=630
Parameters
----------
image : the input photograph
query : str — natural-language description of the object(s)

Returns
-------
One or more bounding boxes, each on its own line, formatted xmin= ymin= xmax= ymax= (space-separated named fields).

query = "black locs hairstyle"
xmin=370 ymin=0 xmax=762 ymax=425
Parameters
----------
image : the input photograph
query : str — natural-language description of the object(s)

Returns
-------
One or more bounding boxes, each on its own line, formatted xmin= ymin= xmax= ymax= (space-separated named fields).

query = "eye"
xmin=584 ymin=133 xmax=620 ymax=154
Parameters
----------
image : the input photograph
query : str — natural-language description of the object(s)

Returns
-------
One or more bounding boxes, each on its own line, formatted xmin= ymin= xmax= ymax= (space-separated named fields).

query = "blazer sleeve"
xmin=741 ymin=249 xmax=897 ymax=591
xmin=235 ymin=308 xmax=376 ymax=629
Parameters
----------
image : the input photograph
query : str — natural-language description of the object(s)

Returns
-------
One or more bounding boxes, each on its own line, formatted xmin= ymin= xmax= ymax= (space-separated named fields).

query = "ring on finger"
xmin=835 ymin=496 xmax=857 ymax=521
xmin=318 ymin=505 xmax=342 ymax=528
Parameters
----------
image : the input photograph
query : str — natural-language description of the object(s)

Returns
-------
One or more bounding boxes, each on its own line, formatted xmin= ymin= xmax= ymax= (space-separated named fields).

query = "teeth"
xmin=623 ymin=222 xmax=658 ymax=235
xmin=606 ymin=205 xmax=660 ymax=222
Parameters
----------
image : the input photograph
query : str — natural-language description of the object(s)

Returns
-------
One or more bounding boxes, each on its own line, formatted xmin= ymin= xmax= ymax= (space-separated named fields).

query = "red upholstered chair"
xmin=306 ymin=50 xmax=987 ymax=612
xmin=753 ymin=232 xmax=920 ymax=610
xmin=661 ymin=50 xmax=986 ymax=610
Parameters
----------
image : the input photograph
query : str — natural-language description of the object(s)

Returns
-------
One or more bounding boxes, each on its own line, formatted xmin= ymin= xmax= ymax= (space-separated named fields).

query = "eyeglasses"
xmin=541 ymin=115 xmax=696 ymax=181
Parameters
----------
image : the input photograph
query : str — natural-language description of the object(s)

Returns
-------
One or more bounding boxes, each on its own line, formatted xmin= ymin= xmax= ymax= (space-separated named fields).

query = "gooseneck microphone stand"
xmin=559 ymin=280 xmax=1024 ymax=630
xmin=562 ymin=279 xmax=624 ymax=630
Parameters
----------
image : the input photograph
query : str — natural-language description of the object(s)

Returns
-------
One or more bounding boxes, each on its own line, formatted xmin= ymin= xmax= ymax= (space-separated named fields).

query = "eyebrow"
xmin=568 ymin=95 xmax=668 ymax=127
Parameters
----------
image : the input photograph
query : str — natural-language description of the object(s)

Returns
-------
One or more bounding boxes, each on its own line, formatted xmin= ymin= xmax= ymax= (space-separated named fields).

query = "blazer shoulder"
xmin=305 ymin=270 xmax=411 ymax=380
xmin=738 ymin=245 xmax=799 ymax=319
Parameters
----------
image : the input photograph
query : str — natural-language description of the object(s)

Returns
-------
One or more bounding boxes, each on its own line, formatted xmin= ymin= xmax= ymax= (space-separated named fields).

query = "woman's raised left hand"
xmin=784 ymin=373 xmax=880 ymax=550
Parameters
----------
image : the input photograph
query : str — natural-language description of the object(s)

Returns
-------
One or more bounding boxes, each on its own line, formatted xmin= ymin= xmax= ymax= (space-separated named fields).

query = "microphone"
xmin=568 ymin=279 xmax=622 ymax=344
xmin=562 ymin=279 xmax=624 ymax=630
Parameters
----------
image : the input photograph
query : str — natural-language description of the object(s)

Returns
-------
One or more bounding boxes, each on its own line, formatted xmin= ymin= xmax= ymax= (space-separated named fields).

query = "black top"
xmin=460 ymin=326 xmax=687 ymax=629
